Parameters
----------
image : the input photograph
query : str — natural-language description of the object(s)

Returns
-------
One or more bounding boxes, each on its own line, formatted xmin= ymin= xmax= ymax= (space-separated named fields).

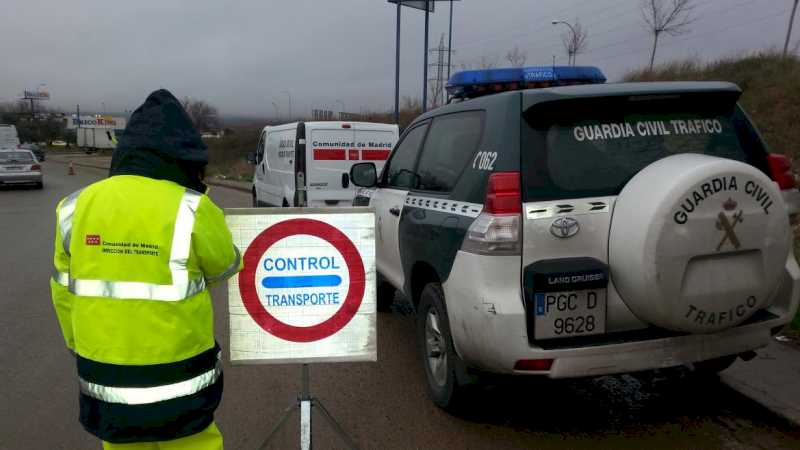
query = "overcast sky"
xmin=0 ymin=0 xmax=796 ymax=118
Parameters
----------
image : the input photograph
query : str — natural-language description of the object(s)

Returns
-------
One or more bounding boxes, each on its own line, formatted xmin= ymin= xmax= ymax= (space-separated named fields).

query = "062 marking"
xmin=472 ymin=151 xmax=497 ymax=171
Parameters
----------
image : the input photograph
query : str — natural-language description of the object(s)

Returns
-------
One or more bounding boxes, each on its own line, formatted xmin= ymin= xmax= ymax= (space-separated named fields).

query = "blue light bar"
xmin=446 ymin=66 xmax=607 ymax=100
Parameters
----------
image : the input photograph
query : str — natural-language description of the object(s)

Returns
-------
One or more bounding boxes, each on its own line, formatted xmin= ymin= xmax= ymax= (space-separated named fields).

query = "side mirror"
xmin=341 ymin=172 xmax=350 ymax=188
xmin=350 ymin=163 xmax=377 ymax=188
xmin=246 ymin=152 xmax=257 ymax=165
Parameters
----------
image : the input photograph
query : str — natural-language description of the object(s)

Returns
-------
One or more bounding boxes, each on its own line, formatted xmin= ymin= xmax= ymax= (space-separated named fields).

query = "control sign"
xmin=226 ymin=208 xmax=376 ymax=364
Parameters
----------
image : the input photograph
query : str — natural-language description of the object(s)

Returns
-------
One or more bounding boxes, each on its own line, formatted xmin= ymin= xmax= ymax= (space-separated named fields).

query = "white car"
xmin=0 ymin=150 xmax=43 ymax=189
xmin=251 ymin=121 xmax=398 ymax=207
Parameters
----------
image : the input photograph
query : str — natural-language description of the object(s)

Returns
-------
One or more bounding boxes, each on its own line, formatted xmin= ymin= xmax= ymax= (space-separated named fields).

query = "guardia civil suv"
xmin=349 ymin=66 xmax=800 ymax=410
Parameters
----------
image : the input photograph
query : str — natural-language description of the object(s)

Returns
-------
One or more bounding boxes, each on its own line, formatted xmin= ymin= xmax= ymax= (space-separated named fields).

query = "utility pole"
xmin=76 ymin=104 xmax=81 ymax=149
xmin=429 ymin=34 xmax=450 ymax=108
xmin=422 ymin=0 xmax=430 ymax=113
xmin=447 ymin=0 xmax=454 ymax=80
xmin=785 ymin=0 xmax=799 ymax=57
xmin=394 ymin=2 xmax=401 ymax=124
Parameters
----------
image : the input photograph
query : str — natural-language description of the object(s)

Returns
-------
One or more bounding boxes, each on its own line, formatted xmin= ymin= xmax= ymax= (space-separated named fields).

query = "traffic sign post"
xmin=225 ymin=207 xmax=376 ymax=450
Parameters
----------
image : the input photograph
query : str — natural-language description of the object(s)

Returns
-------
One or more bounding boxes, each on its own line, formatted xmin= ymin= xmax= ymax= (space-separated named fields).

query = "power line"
xmin=428 ymin=33 xmax=451 ymax=108
xmin=455 ymin=0 xmax=784 ymax=67
xmin=585 ymin=6 xmax=791 ymax=66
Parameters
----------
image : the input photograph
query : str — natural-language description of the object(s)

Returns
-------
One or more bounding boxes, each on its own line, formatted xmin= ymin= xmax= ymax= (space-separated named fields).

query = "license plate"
xmin=4 ymin=166 xmax=23 ymax=171
xmin=534 ymin=289 xmax=606 ymax=339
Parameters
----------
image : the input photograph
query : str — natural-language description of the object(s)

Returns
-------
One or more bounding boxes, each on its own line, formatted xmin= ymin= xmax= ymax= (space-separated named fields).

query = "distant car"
xmin=51 ymin=140 xmax=67 ymax=147
xmin=0 ymin=150 xmax=43 ymax=189
xmin=19 ymin=143 xmax=45 ymax=161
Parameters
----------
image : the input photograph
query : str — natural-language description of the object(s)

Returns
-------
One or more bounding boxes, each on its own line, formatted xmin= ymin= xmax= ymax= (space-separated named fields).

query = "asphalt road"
xmin=1 ymin=162 xmax=799 ymax=449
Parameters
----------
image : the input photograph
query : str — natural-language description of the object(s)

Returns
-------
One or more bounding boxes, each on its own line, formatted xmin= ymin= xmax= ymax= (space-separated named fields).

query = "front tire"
xmin=252 ymin=189 xmax=258 ymax=207
xmin=417 ymin=282 xmax=469 ymax=410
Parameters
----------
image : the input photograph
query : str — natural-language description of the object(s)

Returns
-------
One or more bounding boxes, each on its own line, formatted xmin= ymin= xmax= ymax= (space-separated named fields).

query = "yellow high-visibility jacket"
xmin=51 ymin=174 xmax=241 ymax=444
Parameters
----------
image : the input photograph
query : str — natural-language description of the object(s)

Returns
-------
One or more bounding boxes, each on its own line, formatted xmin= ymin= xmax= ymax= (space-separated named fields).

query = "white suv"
xmin=350 ymin=66 xmax=800 ymax=410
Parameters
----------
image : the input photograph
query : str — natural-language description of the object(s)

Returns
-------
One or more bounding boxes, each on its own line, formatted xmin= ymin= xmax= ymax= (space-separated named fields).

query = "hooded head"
xmin=110 ymin=89 xmax=208 ymax=192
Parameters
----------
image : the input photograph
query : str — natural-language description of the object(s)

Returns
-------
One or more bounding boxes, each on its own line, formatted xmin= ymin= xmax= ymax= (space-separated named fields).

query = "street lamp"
xmin=271 ymin=101 xmax=280 ymax=121
xmin=552 ymin=20 xmax=578 ymax=66
xmin=282 ymin=90 xmax=292 ymax=121
xmin=335 ymin=99 xmax=345 ymax=119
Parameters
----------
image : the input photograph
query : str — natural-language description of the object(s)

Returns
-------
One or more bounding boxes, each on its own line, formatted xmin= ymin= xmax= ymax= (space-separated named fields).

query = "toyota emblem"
xmin=550 ymin=217 xmax=580 ymax=238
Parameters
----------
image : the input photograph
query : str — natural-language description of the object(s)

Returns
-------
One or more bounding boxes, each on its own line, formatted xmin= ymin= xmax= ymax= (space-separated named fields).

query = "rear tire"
xmin=417 ymin=282 xmax=469 ymax=410
xmin=252 ymin=190 xmax=258 ymax=207
xmin=692 ymin=355 xmax=737 ymax=375
xmin=35 ymin=182 xmax=43 ymax=190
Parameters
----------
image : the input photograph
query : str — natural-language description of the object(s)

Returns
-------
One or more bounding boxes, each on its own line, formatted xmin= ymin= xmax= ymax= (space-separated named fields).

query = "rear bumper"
xmin=442 ymin=251 xmax=800 ymax=378
xmin=0 ymin=172 xmax=42 ymax=184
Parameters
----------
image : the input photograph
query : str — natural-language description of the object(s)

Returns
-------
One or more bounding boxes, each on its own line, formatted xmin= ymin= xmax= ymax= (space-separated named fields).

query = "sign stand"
xmin=258 ymin=364 xmax=359 ymax=450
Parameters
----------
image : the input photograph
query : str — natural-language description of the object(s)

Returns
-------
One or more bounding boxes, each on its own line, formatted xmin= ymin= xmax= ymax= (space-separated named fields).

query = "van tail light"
xmin=768 ymin=153 xmax=796 ymax=190
xmin=30 ymin=164 xmax=41 ymax=171
xmin=461 ymin=172 xmax=521 ymax=256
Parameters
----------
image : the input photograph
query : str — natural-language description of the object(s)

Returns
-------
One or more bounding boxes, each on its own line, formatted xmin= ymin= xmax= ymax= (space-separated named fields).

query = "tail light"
xmin=767 ymin=153 xmax=796 ymax=190
xmin=461 ymin=171 xmax=522 ymax=255
xmin=514 ymin=358 xmax=554 ymax=371
xmin=30 ymin=164 xmax=41 ymax=171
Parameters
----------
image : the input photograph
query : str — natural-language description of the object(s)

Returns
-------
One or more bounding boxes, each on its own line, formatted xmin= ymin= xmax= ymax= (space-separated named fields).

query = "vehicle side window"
xmin=384 ymin=123 xmax=428 ymax=189
xmin=256 ymin=131 xmax=266 ymax=163
xmin=415 ymin=111 xmax=484 ymax=192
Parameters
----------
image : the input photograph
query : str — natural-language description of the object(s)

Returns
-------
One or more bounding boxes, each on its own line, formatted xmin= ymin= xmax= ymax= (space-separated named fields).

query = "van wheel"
xmin=251 ymin=190 xmax=258 ymax=207
xmin=35 ymin=182 xmax=43 ymax=190
xmin=417 ymin=282 xmax=469 ymax=410
xmin=282 ymin=199 xmax=289 ymax=207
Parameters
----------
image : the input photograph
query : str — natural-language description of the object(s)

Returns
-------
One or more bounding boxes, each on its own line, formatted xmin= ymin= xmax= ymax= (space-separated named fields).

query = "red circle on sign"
xmin=238 ymin=218 xmax=366 ymax=343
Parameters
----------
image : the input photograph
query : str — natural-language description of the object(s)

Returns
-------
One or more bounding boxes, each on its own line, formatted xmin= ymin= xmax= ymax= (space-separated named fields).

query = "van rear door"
xmin=307 ymin=124 xmax=356 ymax=206
xmin=352 ymin=123 xmax=397 ymax=179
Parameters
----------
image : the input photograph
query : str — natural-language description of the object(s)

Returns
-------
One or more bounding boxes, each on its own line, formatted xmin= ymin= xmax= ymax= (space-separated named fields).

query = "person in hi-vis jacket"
xmin=51 ymin=89 xmax=241 ymax=449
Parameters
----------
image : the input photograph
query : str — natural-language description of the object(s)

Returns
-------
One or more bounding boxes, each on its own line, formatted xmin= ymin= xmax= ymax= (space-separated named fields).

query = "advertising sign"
xmin=226 ymin=208 xmax=376 ymax=364
xmin=23 ymin=89 xmax=50 ymax=100
xmin=388 ymin=0 xmax=435 ymax=12
xmin=66 ymin=115 xmax=127 ymax=129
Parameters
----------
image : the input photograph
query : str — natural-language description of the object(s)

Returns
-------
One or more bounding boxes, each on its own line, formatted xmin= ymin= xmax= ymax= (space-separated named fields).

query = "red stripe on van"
xmin=348 ymin=149 xmax=360 ymax=160
xmin=313 ymin=149 xmax=346 ymax=160
xmin=362 ymin=149 xmax=391 ymax=160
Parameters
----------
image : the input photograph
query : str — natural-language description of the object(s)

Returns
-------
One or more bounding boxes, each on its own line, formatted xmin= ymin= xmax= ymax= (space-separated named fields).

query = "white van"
xmin=0 ymin=124 xmax=20 ymax=150
xmin=251 ymin=121 xmax=399 ymax=207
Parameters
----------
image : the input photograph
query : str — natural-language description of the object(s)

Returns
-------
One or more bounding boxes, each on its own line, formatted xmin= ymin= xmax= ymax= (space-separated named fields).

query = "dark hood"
xmin=109 ymin=89 xmax=208 ymax=192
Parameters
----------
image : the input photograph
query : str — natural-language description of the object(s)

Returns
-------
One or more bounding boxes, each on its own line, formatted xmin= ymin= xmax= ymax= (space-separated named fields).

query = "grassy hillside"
xmin=624 ymin=51 xmax=800 ymax=160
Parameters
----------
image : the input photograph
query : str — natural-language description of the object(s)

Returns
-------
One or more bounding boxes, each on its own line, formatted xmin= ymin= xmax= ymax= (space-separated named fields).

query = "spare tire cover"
xmin=609 ymin=154 xmax=790 ymax=333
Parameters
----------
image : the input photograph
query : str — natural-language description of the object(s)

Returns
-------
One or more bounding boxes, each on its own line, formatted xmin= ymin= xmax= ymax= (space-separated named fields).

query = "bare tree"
xmin=641 ymin=0 xmax=695 ymax=70
xmin=181 ymin=97 xmax=221 ymax=132
xmin=561 ymin=21 xmax=588 ymax=66
xmin=505 ymin=46 xmax=528 ymax=67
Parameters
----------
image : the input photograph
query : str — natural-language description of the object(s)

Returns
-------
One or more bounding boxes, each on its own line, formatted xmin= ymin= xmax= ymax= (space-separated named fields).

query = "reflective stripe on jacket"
xmin=50 ymin=175 xmax=242 ymax=443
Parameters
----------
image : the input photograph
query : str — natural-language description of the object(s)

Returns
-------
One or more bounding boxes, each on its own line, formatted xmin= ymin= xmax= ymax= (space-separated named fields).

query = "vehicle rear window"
xmin=0 ymin=152 xmax=34 ymax=163
xmin=521 ymin=93 xmax=768 ymax=201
